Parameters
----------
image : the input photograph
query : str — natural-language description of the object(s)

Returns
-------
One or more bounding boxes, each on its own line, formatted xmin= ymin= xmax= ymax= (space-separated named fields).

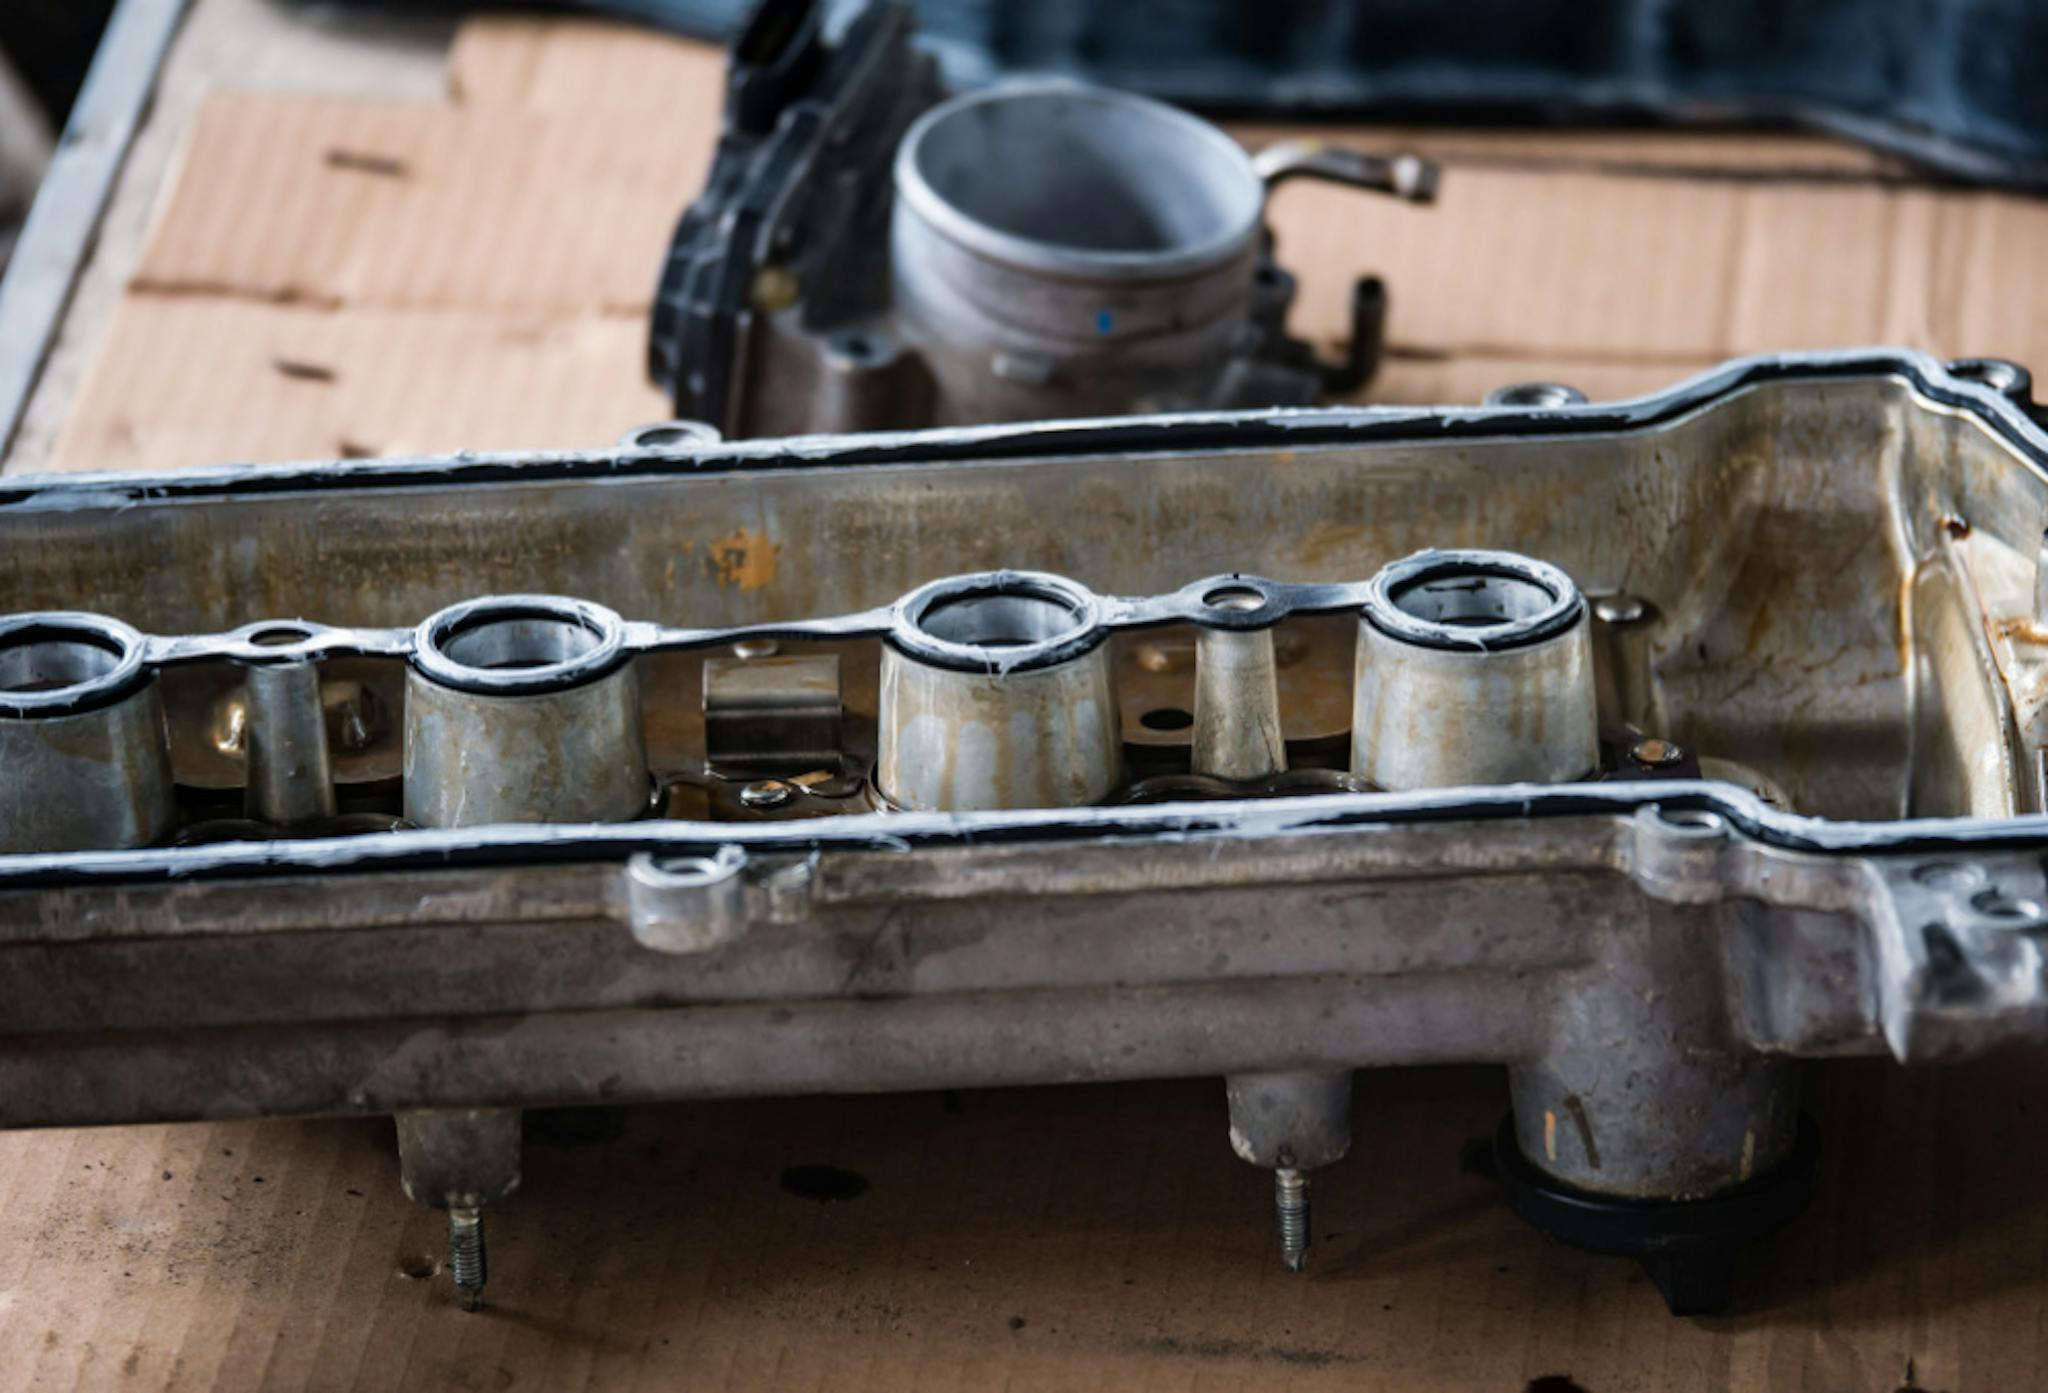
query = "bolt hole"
xmin=1202 ymin=584 xmax=1266 ymax=613
xmin=1970 ymin=887 xmax=2046 ymax=923
xmin=1484 ymin=381 xmax=1587 ymax=409
xmin=651 ymin=855 xmax=723 ymax=879
xmin=1948 ymin=357 xmax=2028 ymax=396
xmin=625 ymin=419 xmax=721 ymax=450
xmin=1140 ymin=707 xmax=1194 ymax=732
xmin=1653 ymin=805 xmax=1725 ymax=836
xmin=1913 ymin=861 xmax=1985 ymax=891
xmin=397 ymin=1254 xmax=437 ymax=1280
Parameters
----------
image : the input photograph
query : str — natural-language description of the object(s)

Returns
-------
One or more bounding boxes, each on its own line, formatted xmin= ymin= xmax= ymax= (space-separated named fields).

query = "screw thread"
xmin=1275 ymin=1168 xmax=1310 ymax=1272
xmin=449 ymin=1207 xmax=487 ymax=1310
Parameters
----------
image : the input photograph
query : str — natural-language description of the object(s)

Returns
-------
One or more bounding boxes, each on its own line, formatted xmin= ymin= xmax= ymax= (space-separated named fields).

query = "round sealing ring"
xmin=1361 ymin=549 xmax=1584 ymax=653
xmin=887 ymin=570 xmax=1107 ymax=674
xmin=0 ymin=612 xmax=152 ymax=719
xmin=410 ymin=594 xmax=632 ymax=696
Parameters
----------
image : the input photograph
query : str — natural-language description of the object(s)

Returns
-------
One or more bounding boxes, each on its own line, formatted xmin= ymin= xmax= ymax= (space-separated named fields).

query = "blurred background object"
xmin=314 ymin=0 xmax=2048 ymax=190
xmin=645 ymin=0 xmax=1438 ymax=436
xmin=0 ymin=3 xmax=117 ymax=270
xmin=0 ymin=5 xmax=119 ymax=126
xmin=0 ymin=46 xmax=57 ymax=275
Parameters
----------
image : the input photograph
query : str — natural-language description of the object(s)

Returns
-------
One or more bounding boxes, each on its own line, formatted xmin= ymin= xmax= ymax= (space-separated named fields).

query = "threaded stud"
xmin=449 ymin=1206 xmax=487 ymax=1311
xmin=1275 ymin=1168 xmax=1310 ymax=1272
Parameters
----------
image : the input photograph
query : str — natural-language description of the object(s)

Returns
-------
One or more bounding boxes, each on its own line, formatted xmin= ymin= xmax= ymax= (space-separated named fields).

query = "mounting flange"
xmin=1493 ymin=1112 xmax=1820 ymax=1316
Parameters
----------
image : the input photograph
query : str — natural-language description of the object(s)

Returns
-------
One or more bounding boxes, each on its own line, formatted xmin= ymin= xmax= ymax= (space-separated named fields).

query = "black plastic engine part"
xmin=646 ymin=0 xmax=940 ymax=431
xmin=1493 ymin=1112 xmax=1821 ymax=1316
xmin=368 ymin=0 xmax=2048 ymax=192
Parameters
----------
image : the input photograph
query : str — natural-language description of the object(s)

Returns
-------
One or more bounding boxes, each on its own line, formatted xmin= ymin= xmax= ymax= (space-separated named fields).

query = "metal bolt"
xmin=1133 ymin=641 xmax=1186 ymax=674
xmin=1631 ymin=738 xmax=1684 ymax=768
xmin=448 ymin=1206 xmax=487 ymax=1311
xmin=749 ymin=266 xmax=800 ymax=313
xmin=1275 ymin=1168 xmax=1310 ymax=1272
xmin=1484 ymin=381 xmax=1586 ymax=410
xmin=740 ymin=779 xmax=794 ymax=810
xmin=732 ymin=638 xmax=780 ymax=660
xmin=1594 ymin=594 xmax=1647 ymax=627
xmin=325 ymin=679 xmax=385 ymax=752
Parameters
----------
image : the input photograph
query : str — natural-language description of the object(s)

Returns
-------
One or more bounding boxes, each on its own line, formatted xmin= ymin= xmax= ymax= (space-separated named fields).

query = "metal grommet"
xmin=887 ymin=570 xmax=1106 ymax=674
xmin=0 ymin=612 xmax=152 ymax=718
xmin=1361 ymin=549 xmax=1585 ymax=653
xmin=411 ymin=595 xmax=631 ymax=696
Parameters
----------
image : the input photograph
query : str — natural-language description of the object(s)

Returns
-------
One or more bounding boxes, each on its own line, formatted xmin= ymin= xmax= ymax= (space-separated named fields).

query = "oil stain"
xmin=526 ymin=1106 xmax=626 ymax=1149
xmin=1136 ymin=1336 xmax=1342 ymax=1370
xmin=780 ymin=1163 xmax=870 ymax=1202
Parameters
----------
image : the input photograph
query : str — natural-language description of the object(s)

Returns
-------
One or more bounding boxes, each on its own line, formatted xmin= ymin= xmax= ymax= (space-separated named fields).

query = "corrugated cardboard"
xmin=54 ymin=297 xmax=664 ymax=468
xmin=57 ymin=15 xmax=2048 ymax=472
xmin=18 ymin=13 xmax=2048 ymax=1392
xmin=6 ymin=1060 xmax=2048 ymax=1392
xmin=125 ymin=92 xmax=705 ymax=314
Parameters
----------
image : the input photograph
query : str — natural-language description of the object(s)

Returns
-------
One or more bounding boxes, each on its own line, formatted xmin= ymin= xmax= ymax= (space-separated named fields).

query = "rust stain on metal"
xmin=1296 ymin=518 xmax=1376 ymax=572
xmin=1992 ymin=615 xmax=2048 ymax=646
xmin=705 ymin=527 xmax=781 ymax=592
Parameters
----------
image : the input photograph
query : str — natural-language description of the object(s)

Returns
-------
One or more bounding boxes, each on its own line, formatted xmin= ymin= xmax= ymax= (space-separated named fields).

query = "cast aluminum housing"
xmin=3 ymin=349 xmax=2047 ymax=1311
xmin=647 ymin=0 xmax=1433 ymax=437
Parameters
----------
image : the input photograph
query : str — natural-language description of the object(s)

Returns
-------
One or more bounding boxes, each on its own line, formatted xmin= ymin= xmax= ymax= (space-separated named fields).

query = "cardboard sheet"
xmin=52 ymin=16 xmax=2048 ymax=473
xmin=7 ymin=1062 xmax=2047 ymax=1393
xmin=16 ymin=13 xmax=2048 ymax=1392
